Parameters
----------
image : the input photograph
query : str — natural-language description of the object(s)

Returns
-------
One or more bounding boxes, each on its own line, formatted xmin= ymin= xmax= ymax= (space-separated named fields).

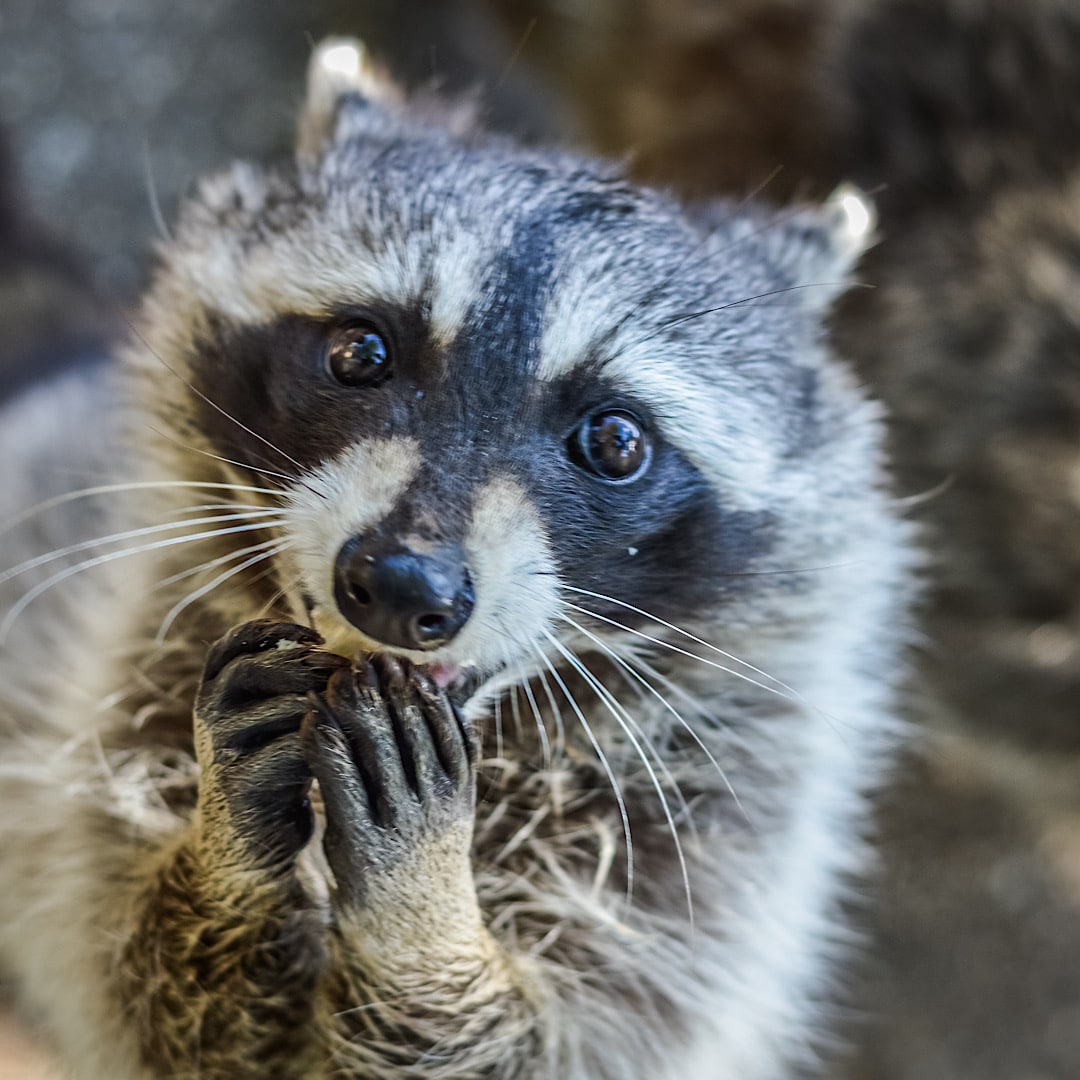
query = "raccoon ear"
xmin=298 ymin=38 xmax=403 ymax=157
xmin=767 ymin=185 xmax=878 ymax=309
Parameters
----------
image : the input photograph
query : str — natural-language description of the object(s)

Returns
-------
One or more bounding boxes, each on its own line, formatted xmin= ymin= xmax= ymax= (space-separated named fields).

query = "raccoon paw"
xmin=302 ymin=655 xmax=478 ymax=907
xmin=194 ymin=619 xmax=350 ymax=867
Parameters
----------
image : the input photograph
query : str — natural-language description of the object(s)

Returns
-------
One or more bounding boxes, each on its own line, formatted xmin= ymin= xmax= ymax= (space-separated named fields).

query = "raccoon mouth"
xmin=425 ymin=662 xmax=464 ymax=690
xmin=299 ymin=593 xmax=483 ymax=703
xmin=418 ymin=661 xmax=483 ymax=706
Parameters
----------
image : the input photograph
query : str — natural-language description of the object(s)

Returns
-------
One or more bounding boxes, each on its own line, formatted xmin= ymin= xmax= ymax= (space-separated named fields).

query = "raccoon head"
xmin=132 ymin=39 xmax=882 ymax=699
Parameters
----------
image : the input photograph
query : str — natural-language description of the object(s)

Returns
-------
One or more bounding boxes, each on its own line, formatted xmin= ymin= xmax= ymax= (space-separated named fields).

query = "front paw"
xmin=302 ymin=655 xmax=478 ymax=907
xmin=194 ymin=619 xmax=350 ymax=868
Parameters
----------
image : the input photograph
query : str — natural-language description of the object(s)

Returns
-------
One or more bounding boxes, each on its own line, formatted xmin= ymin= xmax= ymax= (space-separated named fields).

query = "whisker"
xmin=508 ymin=670 xmax=524 ymax=742
xmin=717 ymin=562 xmax=860 ymax=579
xmin=494 ymin=14 xmax=538 ymax=91
xmin=737 ymin=163 xmax=785 ymax=207
xmin=155 ymin=536 xmax=285 ymax=589
xmin=0 ymin=520 xmax=282 ymax=642
xmin=543 ymin=631 xmax=695 ymax=932
xmin=891 ymin=473 xmax=954 ymax=510
xmin=534 ymin=665 xmax=567 ymax=763
xmin=564 ymin=600 xmax=797 ymax=706
xmin=141 ymin=138 xmax=173 ymax=245
xmin=564 ymin=592 xmax=851 ymax=748
xmin=629 ymin=652 xmax=745 ymax=742
xmin=147 ymin=426 xmax=324 ymax=498
xmin=0 ymin=480 xmax=286 ymax=538
xmin=626 ymin=281 xmax=868 ymax=352
xmin=546 ymin=629 xmax=698 ymax=834
xmin=531 ymin=642 xmax=634 ymax=909
xmin=256 ymin=569 xmax=304 ymax=621
xmin=155 ymin=541 xmax=291 ymax=643
xmin=514 ymin=658 xmax=552 ymax=772
xmin=122 ymin=313 xmax=325 ymax=494
xmin=492 ymin=666 xmax=505 ymax=764
xmin=561 ymin=613 xmax=752 ymax=827
xmin=563 ymin=586 xmax=803 ymax=701
xmin=605 ymin=202 xmax=837 ymax=357
xmin=0 ymin=510 xmax=286 ymax=587
xmin=167 ymin=500 xmax=280 ymax=516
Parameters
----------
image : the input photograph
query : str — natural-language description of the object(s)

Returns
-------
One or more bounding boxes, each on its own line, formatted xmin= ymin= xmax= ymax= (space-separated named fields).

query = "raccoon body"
xmin=0 ymin=41 xmax=913 ymax=1079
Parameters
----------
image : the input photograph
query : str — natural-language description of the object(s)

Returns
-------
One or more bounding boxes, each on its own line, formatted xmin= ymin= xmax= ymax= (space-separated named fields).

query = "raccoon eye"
xmin=325 ymin=322 xmax=391 ymax=387
xmin=571 ymin=410 xmax=650 ymax=482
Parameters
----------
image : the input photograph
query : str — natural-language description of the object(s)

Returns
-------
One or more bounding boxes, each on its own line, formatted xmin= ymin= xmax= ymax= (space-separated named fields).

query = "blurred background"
xmin=2 ymin=1 xmax=1080 ymax=1077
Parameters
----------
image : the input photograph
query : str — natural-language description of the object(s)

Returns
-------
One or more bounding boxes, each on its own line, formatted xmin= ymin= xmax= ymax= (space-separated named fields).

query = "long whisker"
xmin=561 ymin=613 xmax=752 ymax=827
xmin=122 ymin=313 xmax=322 ymax=490
xmin=544 ymin=631 xmax=695 ymax=931
xmin=534 ymin=665 xmax=567 ymax=763
xmin=256 ymin=569 xmax=305 ymax=621
xmin=166 ymin=501 xmax=281 ymax=516
xmin=493 ymin=14 xmax=538 ymax=92
xmin=155 ymin=541 xmax=291 ymax=643
xmin=564 ymin=600 xmax=798 ymax=707
xmin=625 ymin=281 xmax=869 ymax=353
xmin=546 ymin=628 xmax=698 ymax=835
xmin=605 ymin=202 xmax=837 ymax=356
xmin=492 ymin=664 xmax=505 ymax=764
xmin=508 ymin=666 xmax=524 ymax=742
xmin=147 ymin=426 xmax=324 ymax=498
xmin=532 ymin=643 xmax=634 ymax=909
xmin=0 ymin=480 xmax=286 ymax=538
xmin=141 ymin=138 xmax=173 ymax=244
xmin=155 ymin=536 xmax=286 ymax=589
xmin=565 ymin=594 xmax=851 ymax=748
xmin=629 ymin=652 xmax=749 ymax=747
xmin=0 ymin=510 xmax=286 ymax=587
xmin=0 ymin=521 xmax=282 ymax=642
xmin=736 ymin=164 xmax=785 ymax=207
xmin=563 ymin=586 xmax=805 ymax=701
xmin=514 ymin=658 xmax=552 ymax=771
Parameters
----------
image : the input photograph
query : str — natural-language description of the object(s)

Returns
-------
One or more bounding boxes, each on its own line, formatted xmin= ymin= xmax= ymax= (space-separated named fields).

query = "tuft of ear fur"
xmin=763 ymin=184 xmax=877 ymax=311
xmin=821 ymin=183 xmax=878 ymax=267
xmin=297 ymin=37 xmax=403 ymax=157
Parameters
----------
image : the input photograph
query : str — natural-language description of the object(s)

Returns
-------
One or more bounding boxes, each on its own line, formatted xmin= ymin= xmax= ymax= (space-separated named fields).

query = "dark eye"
xmin=571 ymin=410 xmax=651 ymax=482
xmin=325 ymin=322 xmax=391 ymax=387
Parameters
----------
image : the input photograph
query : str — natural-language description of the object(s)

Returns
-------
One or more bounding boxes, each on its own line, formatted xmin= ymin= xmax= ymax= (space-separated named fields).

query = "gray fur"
xmin=0 ymin=40 xmax=914 ymax=1079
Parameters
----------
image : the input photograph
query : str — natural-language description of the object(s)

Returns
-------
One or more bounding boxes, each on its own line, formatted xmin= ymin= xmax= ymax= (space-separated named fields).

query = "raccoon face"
xmin=138 ymin=40 xmax=876 ymax=689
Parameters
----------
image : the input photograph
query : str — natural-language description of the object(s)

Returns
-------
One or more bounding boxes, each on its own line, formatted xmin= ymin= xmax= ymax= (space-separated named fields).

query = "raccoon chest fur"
xmin=0 ymin=39 xmax=914 ymax=1080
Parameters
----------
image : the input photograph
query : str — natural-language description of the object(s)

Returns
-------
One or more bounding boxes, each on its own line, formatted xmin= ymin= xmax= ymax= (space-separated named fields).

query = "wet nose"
xmin=333 ymin=537 xmax=475 ymax=651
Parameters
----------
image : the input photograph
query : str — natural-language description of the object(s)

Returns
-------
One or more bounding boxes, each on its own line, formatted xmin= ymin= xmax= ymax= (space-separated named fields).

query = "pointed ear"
xmin=768 ymin=185 xmax=878 ymax=309
xmin=297 ymin=38 xmax=403 ymax=157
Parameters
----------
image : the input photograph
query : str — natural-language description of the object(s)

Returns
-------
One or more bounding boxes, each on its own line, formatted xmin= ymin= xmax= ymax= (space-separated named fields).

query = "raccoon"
xmin=0 ymin=39 xmax=913 ymax=1080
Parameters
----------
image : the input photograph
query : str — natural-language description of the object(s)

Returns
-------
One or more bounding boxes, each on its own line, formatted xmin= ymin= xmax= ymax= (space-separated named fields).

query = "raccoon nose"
xmin=333 ymin=538 xmax=475 ymax=651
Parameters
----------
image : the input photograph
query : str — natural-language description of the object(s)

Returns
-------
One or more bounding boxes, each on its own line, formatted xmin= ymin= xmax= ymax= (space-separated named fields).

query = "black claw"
xmin=214 ymin=649 xmax=349 ymax=712
xmin=324 ymin=665 xmax=367 ymax=716
xmin=302 ymin=703 xmax=373 ymax=826
xmin=352 ymin=655 xmax=381 ymax=691
xmin=301 ymin=662 xmax=478 ymax=899
xmin=393 ymin=699 xmax=439 ymax=800
xmin=459 ymin=707 xmax=479 ymax=770
xmin=204 ymin=620 xmax=323 ymax=682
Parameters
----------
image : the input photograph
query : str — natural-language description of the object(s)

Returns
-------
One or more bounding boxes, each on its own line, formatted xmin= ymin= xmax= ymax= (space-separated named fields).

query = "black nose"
xmin=333 ymin=537 xmax=475 ymax=651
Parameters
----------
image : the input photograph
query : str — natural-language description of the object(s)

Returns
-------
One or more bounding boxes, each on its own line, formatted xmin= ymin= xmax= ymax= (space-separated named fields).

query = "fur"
xmin=0 ymin=38 xmax=914 ymax=1079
